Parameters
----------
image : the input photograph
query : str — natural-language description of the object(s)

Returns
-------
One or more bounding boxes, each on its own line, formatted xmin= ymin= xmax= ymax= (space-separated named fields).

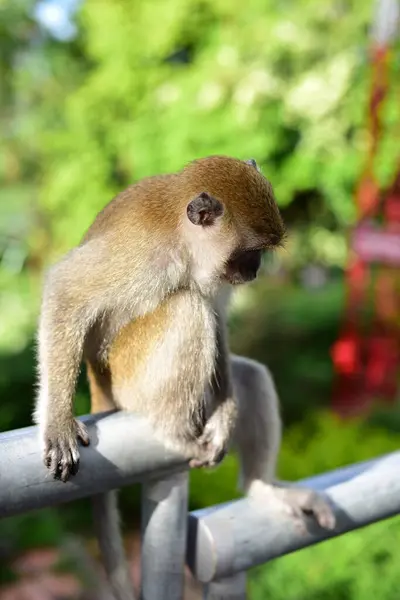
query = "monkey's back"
xmin=81 ymin=173 xmax=181 ymax=245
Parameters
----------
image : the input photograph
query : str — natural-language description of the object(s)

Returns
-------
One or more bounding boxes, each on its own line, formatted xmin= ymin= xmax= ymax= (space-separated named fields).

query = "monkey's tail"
xmin=92 ymin=492 xmax=137 ymax=600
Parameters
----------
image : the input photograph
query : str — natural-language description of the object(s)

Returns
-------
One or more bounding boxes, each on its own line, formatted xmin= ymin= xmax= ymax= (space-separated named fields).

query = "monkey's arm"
xmin=35 ymin=240 xmax=170 ymax=481
xmin=34 ymin=248 xmax=106 ymax=481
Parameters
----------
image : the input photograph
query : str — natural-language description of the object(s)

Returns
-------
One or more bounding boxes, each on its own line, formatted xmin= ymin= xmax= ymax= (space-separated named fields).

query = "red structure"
xmin=331 ymin=1 xmax=400 ymax=416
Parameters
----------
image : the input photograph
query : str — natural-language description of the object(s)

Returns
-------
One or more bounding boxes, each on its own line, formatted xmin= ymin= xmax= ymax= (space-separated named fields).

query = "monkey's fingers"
xmin=75 ymin=419 xmax=90 ymax=446
xmin=44 ymin=445 xmax=62 ymax=477
xmin=196 ymin=430 xmax=227 ymax=467
xmin=56 ymin=439 xmax=80 ymax=482
xmin=58 ymin=453 xmax=79 ymax=482
xmin=43 ymin=433 xmax=82 ymax=482
xmin=189 ymin=444 xmax=226 ymax=470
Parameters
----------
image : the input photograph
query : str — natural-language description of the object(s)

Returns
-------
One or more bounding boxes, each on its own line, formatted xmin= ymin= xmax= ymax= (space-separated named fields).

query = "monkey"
xmin=34 ymin=155 xmax=284 ymax=478
xmin=34 ymin=155 xmax=335 ymax=599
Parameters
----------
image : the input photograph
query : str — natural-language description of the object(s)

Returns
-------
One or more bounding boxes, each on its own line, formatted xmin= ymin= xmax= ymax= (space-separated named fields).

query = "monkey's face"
xmin=182 ymin=156 xmax=286 ymax=291
xmin=223 ymin=249 xmax=262 ymax=285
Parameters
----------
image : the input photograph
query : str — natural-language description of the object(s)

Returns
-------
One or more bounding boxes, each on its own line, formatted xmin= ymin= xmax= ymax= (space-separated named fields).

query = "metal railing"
xmin=1 ymin=411 xmax=400 ymax=599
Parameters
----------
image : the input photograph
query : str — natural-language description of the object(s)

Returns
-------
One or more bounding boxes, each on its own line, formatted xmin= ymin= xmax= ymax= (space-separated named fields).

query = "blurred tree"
xmin=0 ymin=0 xmax=88 ymax=352
xmin=2 ymin=0 xmax=400 ymax=353
xmin=40 ymin=0 xmax=378 ymax=258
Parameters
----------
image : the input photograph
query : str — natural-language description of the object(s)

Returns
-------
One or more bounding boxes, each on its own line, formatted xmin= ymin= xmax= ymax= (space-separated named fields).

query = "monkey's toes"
xmin=189 ymin=458 xmax=207 ymax=469
xmin=300 ymin=492 xmax=335 ymax=530
xmin=313 ymin=501 xmax=336 ymax=530
xmin=284 ymin=488 xmax=336 ymax=531
xmin=189 ymin=442 xmax=226 ymax=470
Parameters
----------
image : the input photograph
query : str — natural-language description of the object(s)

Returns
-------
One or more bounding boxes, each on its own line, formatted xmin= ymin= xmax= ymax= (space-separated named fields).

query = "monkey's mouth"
xmin=223 ymin=251 xmax=261 ymax=285
xmin=225 ymin=276 xmax=244 ymax=285
xmin=222 ymin=268 xmax=258 ymax=285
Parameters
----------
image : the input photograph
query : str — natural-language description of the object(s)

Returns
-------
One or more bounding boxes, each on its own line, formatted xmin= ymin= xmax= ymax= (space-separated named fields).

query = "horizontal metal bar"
xmin=2 ymin=415 xmax=400 ymax=588
xmin=0 ymin=412 xmax=187 ymax=518
xmin=187 ymin=451 xmax=400 ymax=583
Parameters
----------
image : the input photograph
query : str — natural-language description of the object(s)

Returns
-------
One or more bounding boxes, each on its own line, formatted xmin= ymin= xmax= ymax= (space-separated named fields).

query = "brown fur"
xmin=86 ymin=361 xmax=113 ymax=414
xmin=109 ymin=303 xmax=170 ymax=384
xmin=82 ymin=157 xmax=285 ymax=247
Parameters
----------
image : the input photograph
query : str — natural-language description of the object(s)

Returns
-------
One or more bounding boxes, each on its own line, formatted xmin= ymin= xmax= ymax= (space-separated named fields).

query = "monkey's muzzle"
xmin=224 ymin=249 xmax=262 ymax=285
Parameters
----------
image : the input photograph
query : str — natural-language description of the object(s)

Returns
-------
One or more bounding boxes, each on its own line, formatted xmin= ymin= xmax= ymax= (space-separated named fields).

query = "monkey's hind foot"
xmin=249 ymin=481 xmax=335 ymax=532
xmin=277 ymin=486 xmax=336 ymax=531
xmin=43 ymin=418 xmax=90 ymax=482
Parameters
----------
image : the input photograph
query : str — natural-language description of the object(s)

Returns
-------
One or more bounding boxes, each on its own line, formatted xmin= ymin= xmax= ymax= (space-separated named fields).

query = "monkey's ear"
xmin=186 ymin=192 xmax=224 ymax=226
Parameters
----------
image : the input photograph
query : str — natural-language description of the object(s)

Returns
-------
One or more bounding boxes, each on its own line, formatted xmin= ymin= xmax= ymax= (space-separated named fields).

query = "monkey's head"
xmin=180 ymin=156 xmax=285 ymax=288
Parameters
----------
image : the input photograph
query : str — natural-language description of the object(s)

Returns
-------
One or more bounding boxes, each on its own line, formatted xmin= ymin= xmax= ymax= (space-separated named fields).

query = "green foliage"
xmin=189 ymin=454 xmax=240 ymax=509
xmin=0 ymin=507 xmax=65 ymax=573
xmin=248 ymin=410 xmax=400 ymax=600
xmin=249 ymin=514 xmax=400 ymax=600
xmin=40 ymin=0 xmax=374 ymax=257
xmin=1 ymin=0 xmax=399 ymax=352
xmin=229 ymin=278 xmax=344 ymax=426
xmin=278 ymin=410 xmax=400 ymax=480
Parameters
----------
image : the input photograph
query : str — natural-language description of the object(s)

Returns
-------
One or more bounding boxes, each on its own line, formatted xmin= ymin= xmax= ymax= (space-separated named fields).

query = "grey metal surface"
xmin=203 ymin=573 xmax=247 ymax=600
xmin=187 ymin=451 xmax=400 ymax=582
xmin=0 ymin=412 xmax=187 ymax=518
xmin=141 ymin=472 xmax=188 ymax=600
xmin=2 ymin=415 xmax=400 ymax=590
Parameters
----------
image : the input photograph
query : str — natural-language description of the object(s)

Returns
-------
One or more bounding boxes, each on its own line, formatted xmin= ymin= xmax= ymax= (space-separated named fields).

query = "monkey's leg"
xmin=231 ymin=355 xmax=335 ymax=531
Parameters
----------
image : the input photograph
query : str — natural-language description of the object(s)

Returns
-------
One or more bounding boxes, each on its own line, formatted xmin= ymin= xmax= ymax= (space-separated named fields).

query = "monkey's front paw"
xmin=189 ymin=422 xmax=227 ymax=469
xmin=43 ymin=419 xmax=90 ymax=482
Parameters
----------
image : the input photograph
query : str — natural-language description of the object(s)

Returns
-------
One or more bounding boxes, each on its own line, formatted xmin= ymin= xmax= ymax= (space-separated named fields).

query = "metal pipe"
xmin=141 ymin=472 xmax=188 ymax=600
xmin=0 ymin=412 xmax=187 ymax=518
xmin=187 ymin=451 xmax=400 ymax=582
xmin=2 ymin=417 xmax=400 ymax=587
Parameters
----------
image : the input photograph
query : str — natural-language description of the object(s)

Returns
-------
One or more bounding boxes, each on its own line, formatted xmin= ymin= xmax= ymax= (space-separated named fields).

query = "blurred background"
xmin=1 ymin=0 xmax=400 ymax=597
